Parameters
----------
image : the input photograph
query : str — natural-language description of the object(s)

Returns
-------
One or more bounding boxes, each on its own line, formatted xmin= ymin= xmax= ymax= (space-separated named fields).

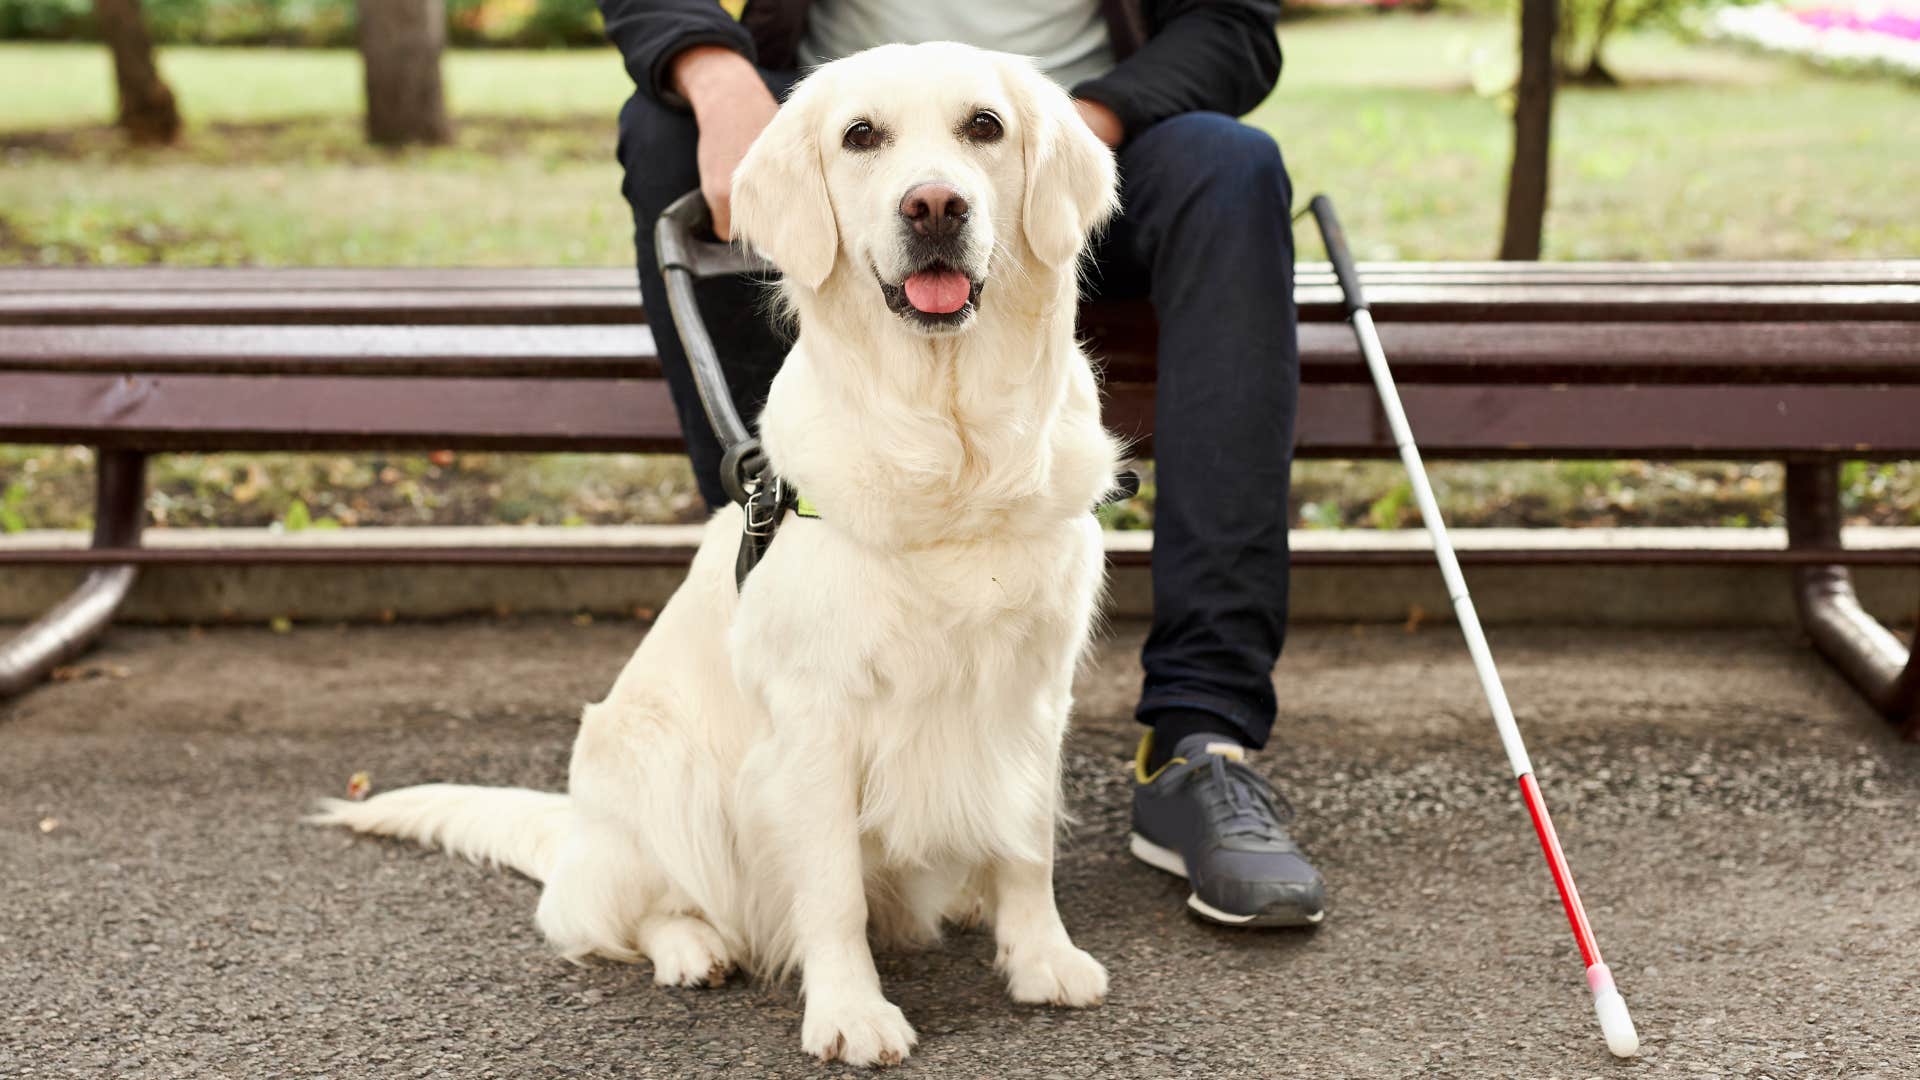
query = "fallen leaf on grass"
xmin=50 ymin=663 xmax=131 ymax=682
xmin=38 ymin=817 xmax=60 ymax=833
xmin=1404 ymin=605 xmax=1427 ymax=633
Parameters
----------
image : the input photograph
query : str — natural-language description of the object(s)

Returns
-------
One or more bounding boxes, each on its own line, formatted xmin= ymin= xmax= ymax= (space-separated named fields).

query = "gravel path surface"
xmin=5 ymin=618 xmax=1917 ymax=1078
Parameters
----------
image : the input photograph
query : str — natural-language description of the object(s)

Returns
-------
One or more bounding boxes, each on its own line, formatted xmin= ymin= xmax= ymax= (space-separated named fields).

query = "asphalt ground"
xmin=4 ymin=618 xmax=1918 ymax=1078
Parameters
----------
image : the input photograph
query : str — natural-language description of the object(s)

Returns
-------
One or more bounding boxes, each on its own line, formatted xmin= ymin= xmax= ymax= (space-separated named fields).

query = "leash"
xmin=654 ymin=189 xmax=1138 ymax=590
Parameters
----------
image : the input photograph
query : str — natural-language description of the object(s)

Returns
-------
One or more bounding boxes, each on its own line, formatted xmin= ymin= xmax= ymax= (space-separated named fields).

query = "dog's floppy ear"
xmin=1005 ymin=57 xmax=1119 ymax=271
xmin=732 ymin=82 xmax=838 ymax=290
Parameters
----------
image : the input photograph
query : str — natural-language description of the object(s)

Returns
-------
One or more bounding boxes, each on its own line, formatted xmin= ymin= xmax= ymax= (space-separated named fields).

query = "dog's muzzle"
xmin=883 ymin=182 xmax=985 ymax=329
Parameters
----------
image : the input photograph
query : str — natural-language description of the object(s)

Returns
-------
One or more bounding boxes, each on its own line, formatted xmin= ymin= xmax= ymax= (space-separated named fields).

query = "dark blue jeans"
xmin=617 ymin=88 xmax=1299 ymax=748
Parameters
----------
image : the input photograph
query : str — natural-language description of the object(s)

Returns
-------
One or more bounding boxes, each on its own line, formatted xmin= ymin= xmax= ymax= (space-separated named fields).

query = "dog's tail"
xmin=308 ymin=784 xmax=571 ymax=882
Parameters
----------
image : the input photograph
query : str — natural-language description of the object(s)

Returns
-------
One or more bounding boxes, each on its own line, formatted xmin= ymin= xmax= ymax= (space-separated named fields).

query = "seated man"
xmin=598 ymin=0 xmax=1324 ymax=927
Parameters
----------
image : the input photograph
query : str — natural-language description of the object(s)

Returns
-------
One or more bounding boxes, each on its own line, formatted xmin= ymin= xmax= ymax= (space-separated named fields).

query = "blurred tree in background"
xmin=1561 ymin=0 xmax=1633 ymax=82
xmin=1500 ymin=0 xmax=1558 ymax=258
xmin=92 ymin=0 xmax=180 ymax=143
xmin=357 ymin=0 xmax=450 ymax=145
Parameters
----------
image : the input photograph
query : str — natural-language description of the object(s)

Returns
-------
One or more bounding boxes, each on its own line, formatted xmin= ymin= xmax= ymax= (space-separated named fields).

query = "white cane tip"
xmin=1592 ymin=987 xmax=1639 ymax=1058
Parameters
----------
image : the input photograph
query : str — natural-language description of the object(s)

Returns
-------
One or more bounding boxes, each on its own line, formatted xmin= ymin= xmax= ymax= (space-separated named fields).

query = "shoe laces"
xmin=1179 ymin=752 xmax=1297 ymax=843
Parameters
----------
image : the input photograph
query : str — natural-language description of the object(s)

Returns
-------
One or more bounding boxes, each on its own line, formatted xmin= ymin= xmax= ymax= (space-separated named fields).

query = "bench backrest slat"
xmin=5 ymin=262 xmax=1916 ymax=292
xmin=10 ymin=372 xmax=1919 ymax=459
xmin=9 ymin=286 xmax=1917 ymax=326
xmin=3 ymin=322 xmax=1914 ymax=384
xmin=3 ymin=263 xmax=1915 ymax=460
xmin=6 ymin=265 xmax=1918 ymax=326
xmin=0 ymin=372 xmax=686 ymax=453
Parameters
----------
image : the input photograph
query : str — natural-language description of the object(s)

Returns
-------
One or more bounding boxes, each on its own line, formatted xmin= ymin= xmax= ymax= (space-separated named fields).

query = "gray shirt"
xmin=798 ymin=0 xmax=1115 ymax=88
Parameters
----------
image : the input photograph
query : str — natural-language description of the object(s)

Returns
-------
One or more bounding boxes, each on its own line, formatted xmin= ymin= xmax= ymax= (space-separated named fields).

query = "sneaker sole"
xmin=1128 ymin=832 xmax=1326 ymax=929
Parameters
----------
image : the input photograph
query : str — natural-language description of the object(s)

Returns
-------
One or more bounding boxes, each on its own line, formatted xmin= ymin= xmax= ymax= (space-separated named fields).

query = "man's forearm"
xmin=670 ymin=44 xmax=766 ymax=118
xmin=667 ymin=44 xmax=780 ymax=240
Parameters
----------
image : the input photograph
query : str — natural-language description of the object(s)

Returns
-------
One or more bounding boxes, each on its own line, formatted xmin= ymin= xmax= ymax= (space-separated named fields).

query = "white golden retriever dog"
xmin=314 ymin=41 xmax=1121 ymax=1067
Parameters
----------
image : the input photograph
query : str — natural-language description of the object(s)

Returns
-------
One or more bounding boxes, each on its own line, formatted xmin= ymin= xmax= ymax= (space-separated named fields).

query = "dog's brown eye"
xmin=965 ymin=111 xmax=1003 ymax=143
xmin=843 ymin=121 xmax=880 ymax=151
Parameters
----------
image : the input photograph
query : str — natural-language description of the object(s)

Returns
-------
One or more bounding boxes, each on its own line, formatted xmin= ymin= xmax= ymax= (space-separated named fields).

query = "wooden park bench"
xmin=1 ymin=263 xmax=1915 ymax=731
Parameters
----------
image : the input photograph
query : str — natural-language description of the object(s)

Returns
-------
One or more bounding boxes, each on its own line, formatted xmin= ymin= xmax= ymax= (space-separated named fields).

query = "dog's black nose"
xmin=899 ymin=183 xmax=969 ymax=239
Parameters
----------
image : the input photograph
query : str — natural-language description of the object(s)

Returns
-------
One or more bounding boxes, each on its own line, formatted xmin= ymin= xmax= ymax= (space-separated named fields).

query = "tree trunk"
xmin=357 ymin=0 xmax=451 ymax=147
xmin=93 ymin=0 xmax=180 ymax=146
xmin=1499 ymin=0 xmax=1558 ymax=260
xmin=1576 ymin=0 xmax=1624 ymax=86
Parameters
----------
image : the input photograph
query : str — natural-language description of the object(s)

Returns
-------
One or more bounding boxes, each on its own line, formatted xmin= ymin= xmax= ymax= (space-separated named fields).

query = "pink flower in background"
xmin=1712 ymin=0 xmax=1920 ymax=74
xmin=1793 ymin=8 xmax=1920 ymax=41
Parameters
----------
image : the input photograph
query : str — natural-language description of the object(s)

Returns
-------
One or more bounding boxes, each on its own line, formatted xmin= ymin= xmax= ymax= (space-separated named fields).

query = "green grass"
xmin=0 ymin=124 xmax=634 ymax=266
xmin=0 ymin=44 xmax=635 ymax=127
xmin=2 ymin=13 xmax=1916 ymax=265
xmin=0 ymin=45 xmax=638 ymax=266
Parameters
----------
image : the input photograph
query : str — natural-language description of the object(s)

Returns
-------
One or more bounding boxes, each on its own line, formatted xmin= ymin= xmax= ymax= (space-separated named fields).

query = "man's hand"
xmin=671 ymin=45 xmax=780 ymax=240
xmin=1074 ymin=98 xmax=1124 ymax=149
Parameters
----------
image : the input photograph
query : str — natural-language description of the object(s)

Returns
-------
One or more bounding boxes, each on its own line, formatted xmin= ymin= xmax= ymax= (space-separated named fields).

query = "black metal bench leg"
xmin=0 ymin=449 xmax=147 ymax=702
xmin=1786 ymin=462 xmax=1920 ymax=735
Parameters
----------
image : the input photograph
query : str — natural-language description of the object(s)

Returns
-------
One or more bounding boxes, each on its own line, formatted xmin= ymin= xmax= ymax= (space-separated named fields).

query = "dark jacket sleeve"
xmin=1072 ymin=0 xmax=1282 ymax=141
xmin=598 ymin=0 xmax=756 ymax=109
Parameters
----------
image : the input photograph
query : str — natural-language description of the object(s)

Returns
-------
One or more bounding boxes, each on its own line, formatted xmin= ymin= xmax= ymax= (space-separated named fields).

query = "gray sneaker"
xmin=1130 ymin=732 xmax=1327 ymax=928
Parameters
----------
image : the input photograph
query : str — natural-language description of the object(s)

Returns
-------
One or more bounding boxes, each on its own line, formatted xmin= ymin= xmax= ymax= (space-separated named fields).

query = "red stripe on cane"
xmin=1518 ymin=772 xmax=1601 ymax=969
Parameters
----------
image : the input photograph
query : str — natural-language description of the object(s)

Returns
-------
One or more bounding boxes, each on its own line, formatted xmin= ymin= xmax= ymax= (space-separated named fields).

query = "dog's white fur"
xmin=312 ymin=43 xmax=1121 ymax=1068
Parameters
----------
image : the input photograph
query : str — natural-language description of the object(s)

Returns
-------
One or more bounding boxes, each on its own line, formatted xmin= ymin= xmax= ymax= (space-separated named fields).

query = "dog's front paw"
xmin=1000 ymin=942 xmax=1108 ymax=1007
xmin=800 ymin=996 xmax=917 ymax=1067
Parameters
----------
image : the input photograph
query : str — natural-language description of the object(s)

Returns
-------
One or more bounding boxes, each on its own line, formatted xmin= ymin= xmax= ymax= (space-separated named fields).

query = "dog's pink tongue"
xmin=903 ymin=269 xmax=971 ymax=314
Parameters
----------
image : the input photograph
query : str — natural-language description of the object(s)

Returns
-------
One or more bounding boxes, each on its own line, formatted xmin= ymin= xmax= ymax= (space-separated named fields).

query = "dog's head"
xmin=732 ymin=42 xmax=1118 ymax=335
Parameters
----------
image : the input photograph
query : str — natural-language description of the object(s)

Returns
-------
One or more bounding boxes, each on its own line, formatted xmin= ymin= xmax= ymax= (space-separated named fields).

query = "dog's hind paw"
xmin=640 ymin=915 xmax=734 ymax=988
xmin=801 ymin=996 xmax=917 ymax=1067
xmin=1001 ymin=942 xmax=1108 ymax=1008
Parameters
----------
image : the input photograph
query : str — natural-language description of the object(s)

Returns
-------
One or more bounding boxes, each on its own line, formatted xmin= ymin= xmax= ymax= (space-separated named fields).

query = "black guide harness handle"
xmin=655 ymin=190 xmax=778 ymax=505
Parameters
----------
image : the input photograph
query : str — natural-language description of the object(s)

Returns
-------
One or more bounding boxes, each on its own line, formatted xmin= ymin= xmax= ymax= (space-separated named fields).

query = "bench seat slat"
xmin=4 ymin=322 xmax=1914 ymax=385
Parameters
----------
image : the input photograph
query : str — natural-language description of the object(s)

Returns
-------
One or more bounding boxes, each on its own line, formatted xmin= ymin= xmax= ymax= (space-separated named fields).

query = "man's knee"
xmin=617 ymin=91 xmax=701 ymax=222
xmin=1127 ymin=112 xmax=1292 ymax=219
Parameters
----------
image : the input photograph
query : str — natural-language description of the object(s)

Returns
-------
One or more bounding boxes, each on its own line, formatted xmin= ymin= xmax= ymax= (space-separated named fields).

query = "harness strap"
xmin=733 ymin=468 xmax=1140 ymax=591
xmin=734 ymin=474 xmax=794 ymax=589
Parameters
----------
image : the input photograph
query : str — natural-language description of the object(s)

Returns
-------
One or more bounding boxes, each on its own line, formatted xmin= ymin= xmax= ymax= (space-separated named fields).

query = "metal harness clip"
xmin=743 ymin=474 xmax=786 ymax=538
